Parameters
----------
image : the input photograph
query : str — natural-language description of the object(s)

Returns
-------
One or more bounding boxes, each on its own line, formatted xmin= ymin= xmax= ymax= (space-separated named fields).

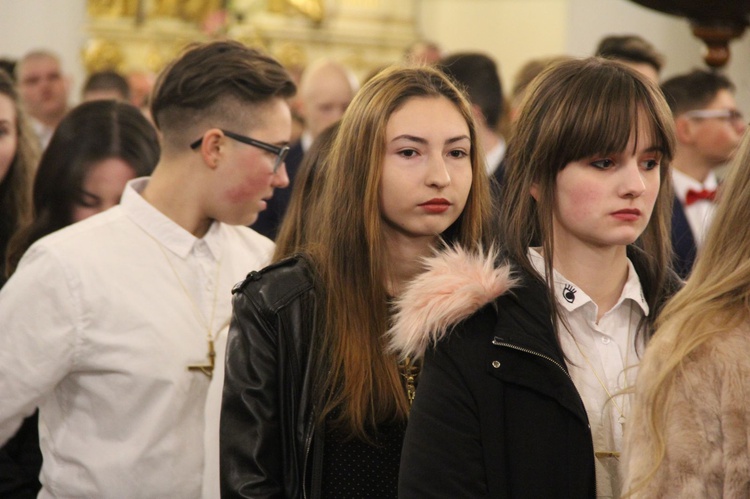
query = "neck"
xmin=672 ymin=148 xmax=714 ymax=184
xmin=36 ymin=109 xmax=67 ymax=129
xmin=383 ymin=231 xmax=437 ymax=297
xmin=552 ymin=242 xmax=629 ymax=321
xmin=141 ymin=161 xmax=213 ymax=238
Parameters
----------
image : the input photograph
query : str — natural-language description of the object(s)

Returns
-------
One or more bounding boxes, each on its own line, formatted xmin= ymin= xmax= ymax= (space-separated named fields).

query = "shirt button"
xmin=491 ymin=360 xmax=501 ymax=368
xmin=601 ymin=336 xmax=611 ymax=345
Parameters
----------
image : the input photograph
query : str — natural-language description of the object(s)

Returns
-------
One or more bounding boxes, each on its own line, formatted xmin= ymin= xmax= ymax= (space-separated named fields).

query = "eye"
xmin=76 ymin=190 xmax=101 ymax=209
xmin=398 ymin=148 xmax=419 ymax=158
xmin=641 ymin=158 xmax=660 ymax=170
xmin=448 ymin=149 xmax=469 ymax=159
xmin=590 ymin=158 xmax=615 ymax=169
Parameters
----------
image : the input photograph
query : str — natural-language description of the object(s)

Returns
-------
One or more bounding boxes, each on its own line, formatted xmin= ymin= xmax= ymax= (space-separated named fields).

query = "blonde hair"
xmin=625 ymin=129 xmax=750 ymax=496
xmin=501 ymin=57 xmax=675 ymax=345
xmin=307 ymin=65 xmax=493 ymax=437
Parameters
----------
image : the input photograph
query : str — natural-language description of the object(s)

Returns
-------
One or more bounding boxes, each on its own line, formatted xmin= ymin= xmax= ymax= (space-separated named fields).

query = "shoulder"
xmin=388 ymin=245 xmax=517 ymax=360
xmin=225 ymin=224 xmax=275 ymax=253
xmin=19 ymin=208 xmax=127 ymax=264
xmin=232 ymin=254 xmax=317 ymax=312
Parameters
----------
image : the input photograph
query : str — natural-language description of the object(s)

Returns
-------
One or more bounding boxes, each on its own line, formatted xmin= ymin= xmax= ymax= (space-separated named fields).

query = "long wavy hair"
xmin=308 ymin=65 xmax=493 ymax=438
xmin=0 ymin=69 xmax=38 ymax=279
xmin=6 ymin=100 xmax=159 ymax=275
xmin=624 ymin=129 xmax=750 ymax=496
xmin=500 ymin=57 xmax=676 ymax=345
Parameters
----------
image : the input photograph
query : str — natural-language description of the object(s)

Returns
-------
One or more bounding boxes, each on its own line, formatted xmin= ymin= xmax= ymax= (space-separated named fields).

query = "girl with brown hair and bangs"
xmin=220 ymin=65 xmax=494 ymax=498
xmin=389 ymin=57 xmax=682 ymax=498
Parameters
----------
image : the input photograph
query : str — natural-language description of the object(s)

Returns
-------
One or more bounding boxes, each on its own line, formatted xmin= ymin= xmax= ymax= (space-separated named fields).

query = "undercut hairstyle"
xmin=660 ymin=69 xmax=735 ymax=116
xmin=438 ymin=52 xmax=504 ymax=129
xmin=306 ymin=65 xmax=494 ymax=439
xmin=6 ymin=100 xmax=159 ymax=275
xmin=83 ymin=70 xmax=131 ymax=101
xmin=502 ymin=57 xmax=676 ymax=346
xmin=0 ymin=69 xmax=37 ymax=279
xmin=150 ymin=40 xmax=296 ymax=150
xmin=595 ymin=35 xmax=664 ymax=74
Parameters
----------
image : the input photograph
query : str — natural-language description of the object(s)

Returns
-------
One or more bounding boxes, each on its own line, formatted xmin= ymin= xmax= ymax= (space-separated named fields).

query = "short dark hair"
xmin=595 ymin=35 xmax=664 ymax=74
xmin=438 ymin=52 xmax=503 ymax=129
xmin=83 ymin=70 xmax=130 ymax=100
xmin=660 ymin=69 xmax=735 ymax=115
xmin=150 ymin=40 xmax=296 ymax=147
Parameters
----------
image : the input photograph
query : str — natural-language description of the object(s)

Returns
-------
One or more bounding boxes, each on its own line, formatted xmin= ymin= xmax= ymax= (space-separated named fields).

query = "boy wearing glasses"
xmin=0 ymin=41 xmax=295 ymax=498
xmin=661 ymin=69 xmax=746 ymax=278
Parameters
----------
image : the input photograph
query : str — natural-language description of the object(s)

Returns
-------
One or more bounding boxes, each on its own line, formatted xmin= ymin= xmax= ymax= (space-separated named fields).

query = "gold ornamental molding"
xmin=85 ymin=0 xmax=419 ymax=80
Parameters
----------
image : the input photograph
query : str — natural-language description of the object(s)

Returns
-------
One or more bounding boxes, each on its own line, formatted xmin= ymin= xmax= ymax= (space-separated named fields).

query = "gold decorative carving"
xmin=88 ymin=0 xmax=138 ymax=17
xmin=267 ymin=0 xmax=325 ymax=23
xmin=82 ymin=38 xmax=125 ymax=73
xmin=151 ymin=0 xmax=224 ymax=23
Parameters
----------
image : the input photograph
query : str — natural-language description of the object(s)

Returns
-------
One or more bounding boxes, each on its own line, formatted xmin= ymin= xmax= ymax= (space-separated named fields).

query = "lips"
xmin=419 ymin=198 xmax=451 ymax=213
xmin=611 ymin=208 xmax=641 ymax=221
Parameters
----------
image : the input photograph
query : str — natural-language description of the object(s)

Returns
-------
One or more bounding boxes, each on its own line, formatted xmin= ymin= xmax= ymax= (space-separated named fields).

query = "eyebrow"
xmin=390 ymin=134 xmax=471 ymax=145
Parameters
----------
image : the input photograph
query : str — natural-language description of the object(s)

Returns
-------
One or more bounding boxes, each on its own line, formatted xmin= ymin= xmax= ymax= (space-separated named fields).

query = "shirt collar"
xmin=120 ymin=177 xmax=223 ymax=260
xmin=484 ymin=137 xmax=506 ymax=176
xmin=527 ymin=248 xmax=649 ymax=316
xmin=671 ymin=168 xmax=718 ymax=202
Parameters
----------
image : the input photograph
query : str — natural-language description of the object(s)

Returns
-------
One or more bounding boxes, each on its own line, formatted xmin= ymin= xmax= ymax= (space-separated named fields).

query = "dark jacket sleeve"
xmin=220 ymin=289 xmax=284 ymax=499
xmin=399 ymin=319 xmax=490 ymax=498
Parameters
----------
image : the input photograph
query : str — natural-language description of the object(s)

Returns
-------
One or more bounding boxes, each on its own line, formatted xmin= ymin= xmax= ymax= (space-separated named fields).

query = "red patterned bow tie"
xmin=685 ymin=188 xmax=717 ymax=206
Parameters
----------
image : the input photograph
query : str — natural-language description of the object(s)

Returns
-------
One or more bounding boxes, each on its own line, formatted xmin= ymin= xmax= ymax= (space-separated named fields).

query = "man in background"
xmin=16 ymin=50 xmax=70 ymax=149
xmin=661 ymin=69 xmax=746 ymax=278
xmin=252 ymin=57 xmax=358 ymax=239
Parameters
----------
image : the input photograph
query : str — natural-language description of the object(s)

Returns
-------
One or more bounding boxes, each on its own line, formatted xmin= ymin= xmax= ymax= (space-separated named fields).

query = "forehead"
xmin=704 ymin=88 xmax=737 ymax=109
xmin=19 ymin=56 xmax=60 ymax=77
xmin=386 ymin=96 xmax=468 ymax=136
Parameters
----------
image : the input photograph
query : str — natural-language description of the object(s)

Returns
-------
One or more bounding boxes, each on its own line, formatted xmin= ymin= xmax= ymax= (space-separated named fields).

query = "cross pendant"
xmin=188 ymin=339 xmax=215 ymax=378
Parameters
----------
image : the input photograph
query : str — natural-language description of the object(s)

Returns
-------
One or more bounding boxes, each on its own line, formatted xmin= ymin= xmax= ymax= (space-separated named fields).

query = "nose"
xmin=273 ymin=162 xmax=290 ymax=188
xmin=620 ymin=161 xmax=647 ymax=198
xmin=426 ymin=154 xmax=452 ymax=189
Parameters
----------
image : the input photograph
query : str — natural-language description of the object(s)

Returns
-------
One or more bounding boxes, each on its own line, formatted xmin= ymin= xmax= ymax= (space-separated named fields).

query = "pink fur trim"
xmin=387 ymin=245 xmax=516 ymax=359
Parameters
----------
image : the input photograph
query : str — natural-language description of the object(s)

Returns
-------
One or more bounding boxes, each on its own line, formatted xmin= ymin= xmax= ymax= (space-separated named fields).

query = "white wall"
xmin=0 ymin=0 xmax=87 ymax=102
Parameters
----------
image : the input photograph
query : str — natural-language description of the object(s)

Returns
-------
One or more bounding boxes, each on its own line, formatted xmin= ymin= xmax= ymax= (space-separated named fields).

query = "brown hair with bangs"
xmin=307 ymin=65 xmax=493 ymax=438
xmin=501 ymin=57 xmax=676 ymax=345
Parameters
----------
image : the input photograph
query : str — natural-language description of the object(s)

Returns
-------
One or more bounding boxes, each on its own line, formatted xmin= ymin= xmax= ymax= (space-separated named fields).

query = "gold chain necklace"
xmin=149 ymin=232 xmax=226 ymax=378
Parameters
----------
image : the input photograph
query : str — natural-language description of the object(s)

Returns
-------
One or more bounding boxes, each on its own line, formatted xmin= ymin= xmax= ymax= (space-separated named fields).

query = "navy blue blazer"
xmin=671 ymin=195 xmax=697 ymax=280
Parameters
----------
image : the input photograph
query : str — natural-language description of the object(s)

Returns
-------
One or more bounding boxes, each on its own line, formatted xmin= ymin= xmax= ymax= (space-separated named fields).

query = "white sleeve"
xmin=0 ymin=243 xmax=80 ymax=444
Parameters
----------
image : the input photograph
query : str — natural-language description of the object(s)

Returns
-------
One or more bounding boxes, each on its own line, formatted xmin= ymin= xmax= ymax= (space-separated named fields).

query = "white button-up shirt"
xmin=0 ymin=178 xmax=274 ymax=498
xmin=529 ymin=249 xmax=647 ymax=498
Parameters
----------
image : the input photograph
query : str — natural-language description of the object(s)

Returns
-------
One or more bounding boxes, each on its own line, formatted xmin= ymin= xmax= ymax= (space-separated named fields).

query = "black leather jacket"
xmin=221 ymin=256 xmax=322 ymax=499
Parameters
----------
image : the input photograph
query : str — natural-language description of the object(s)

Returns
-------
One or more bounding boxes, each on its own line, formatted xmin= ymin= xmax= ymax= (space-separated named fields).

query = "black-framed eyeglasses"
xmin=190 ymin=129 xmax=290 ymax=173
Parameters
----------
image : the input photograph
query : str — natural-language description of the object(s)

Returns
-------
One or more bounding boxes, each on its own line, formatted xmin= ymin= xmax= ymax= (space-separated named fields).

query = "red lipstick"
xmin=419 ymin=198 xmax=451 ymax=214
xmin=611 ymin=208 xmax=641 ymax=221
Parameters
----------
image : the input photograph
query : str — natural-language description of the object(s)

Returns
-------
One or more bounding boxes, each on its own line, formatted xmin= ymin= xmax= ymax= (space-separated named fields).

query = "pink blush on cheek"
xmin=224 ymin=174 xmax=269 ymax=203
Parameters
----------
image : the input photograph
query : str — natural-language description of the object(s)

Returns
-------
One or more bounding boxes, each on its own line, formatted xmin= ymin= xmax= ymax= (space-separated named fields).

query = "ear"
xmin=674 ymin=116 xmax=695 ymax=145
xmin=530 ymin=182 xmax=540 ymax=201
xmin=195 ymin=128 xmax=224 ymax=170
